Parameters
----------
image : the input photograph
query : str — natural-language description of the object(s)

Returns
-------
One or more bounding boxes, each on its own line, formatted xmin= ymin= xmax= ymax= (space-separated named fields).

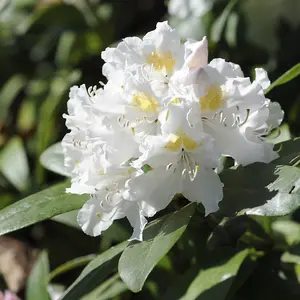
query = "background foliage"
xmin=0 ymin=0 xmax=299 ymax=299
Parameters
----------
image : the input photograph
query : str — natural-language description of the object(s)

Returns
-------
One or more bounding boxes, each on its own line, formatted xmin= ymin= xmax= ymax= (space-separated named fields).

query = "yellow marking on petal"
xmin=164 ymin=131 xmax=199 ymax=151
xmin=132 ymin=92 xmax=159 ymax=112
xmin=194 ymin=165 xmax=200 ymax=177
xmin=146 ymin=51 xmax=176 ymax=74
xmin=200 ymin=86 xmax=224 ymax=112
xmin=167 ymin=98 xmax=181 ymax=106
xmin=98 ymin=169 xmax=105 ymax=175
xmin=165 ymin=110 xmax=170 ymax=121
xmin=75 ymin=159 xmax=79 ymax=166
xmin=97 ymin=212 xmax=102 ymax=220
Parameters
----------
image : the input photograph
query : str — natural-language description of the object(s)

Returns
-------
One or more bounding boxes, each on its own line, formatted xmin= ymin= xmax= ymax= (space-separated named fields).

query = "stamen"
xmin=238 ymin=109 xmax=250 ymax=127
xmin=166 ymin=163 xmax=173 ymax=170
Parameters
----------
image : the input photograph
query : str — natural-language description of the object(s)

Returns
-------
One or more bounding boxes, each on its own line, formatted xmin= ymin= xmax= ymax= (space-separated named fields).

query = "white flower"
xmin=170 ymin=43 xmax=283 ymax=166
xmin=125 ymin=102 xmax=224 ymax=216
xmin=62 ymin=21 xmax=283 ymax=241
xmin=102 ymin=21 xmax=184 ymax=81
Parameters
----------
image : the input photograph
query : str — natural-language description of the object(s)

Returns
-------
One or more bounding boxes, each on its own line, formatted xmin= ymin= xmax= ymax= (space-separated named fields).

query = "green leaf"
xmin=96 ymin=280 xmax=127 ymax=300
xmin=26 ymin=251 xmax=51 ymax=300
xmin=40 ymin=142 xmax=70 ymax=177
xmin=282 ymin=244 xmax=300 ymax=265
xmin=52 ymin=210 xmax=80 ymax=229
xmin=35 ymin=70 xmax=81 ymax=184
xmin=218 ymin=163 xmax=300 ymax=217
xmin=163 ymin=266 xmax=199 ymax=300
xmin=55 ymin=31 xmax=76 ymax=67
xmin=0 ymin=181 xmax=87 ymax=235
xmin=0 ymin=136 xmax=29 ymax=192
xmin=61 ymin=242 xmax=128 ymax=300
xmin=272 ymin=138 xmax=300 ymax=166
xmin=225 ymin=12 xmax=239 ymax=47
xmin=265 ymin=63 xmax=300 ymax=94
xmin=82 ymin=274 xmax=127 ymax=300
xmin=211 ymin=0 xmax=238 ymax=43
xmin=272 ymin=220 xmax=300 ymax=246
xmin=267 ymin=124 xmax=292 ymax=145
xmin=0 ymin=74 xmax=26 ymax=122
xmin=118 ymin=204 xmax=195 ymax=292
xmin=180 ymin=249 xmax=250 ymax=300
xmin=49 ymin=254 xmax=96 ymax=281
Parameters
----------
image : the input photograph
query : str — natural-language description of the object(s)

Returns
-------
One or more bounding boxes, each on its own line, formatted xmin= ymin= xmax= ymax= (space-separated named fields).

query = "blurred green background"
xmin=0 ymin=0 xmax=299 ymax=299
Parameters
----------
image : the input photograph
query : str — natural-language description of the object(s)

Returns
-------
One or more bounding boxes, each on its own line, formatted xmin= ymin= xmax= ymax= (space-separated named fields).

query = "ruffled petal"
xmin=77 ymin=195 xmax=124 ymax=236
xmin=182 ymin=167 xmax=223 ymax=215
xmin=126 ymin=167 xmax=181 ymax=217
xmin=204 ymin=121 xmax=278 ymax=165
xmin=255 ymin=68 xmax=270 ymax=90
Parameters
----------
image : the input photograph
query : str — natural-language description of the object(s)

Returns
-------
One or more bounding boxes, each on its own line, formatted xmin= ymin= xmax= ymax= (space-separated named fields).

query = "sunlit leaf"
xmin=267 ymin=124 xmax=292 ymax=144
xmin=61 ymin=242 xmax=128 ymax=300
xmin=55 ymin=31 xmax=76 ymax=67
xmin=272 ymin=220 xmax=300 ymax=246
xmin=218 ymin=163 xmax=300 ymax=217
xmin=265 ymin=63 xmax=300 ymax=94
xmin=26 ymin=251 xmax=51 ymax=300
xmin=180 ymin=249 xmax=250 ymax=300
xmin=211 ymin=0 xmax=238 ymax=43
xmin=0 ymin=74 xmax=26 ymax=122
xmin=118 ymin=204 xmax=195 ymax=292
xmin=225 ymin=12 xmax=239 ymax=47
xmin=52 ymin=210 xmax=79 ymax=229
xmin=272 ymin=138 xmax=300 ymax=166
xmin=82 ymin=274 xmax=127 ymax=300
xmin=0 ymin=136 xmax=29 ymax=192
xmin=0 ymin=181 xmax=87 ymax=235
xmin=40 ymin=142 xmax=70 ymax=177
xmin=48 ymin=254 xmax=96 ymax=281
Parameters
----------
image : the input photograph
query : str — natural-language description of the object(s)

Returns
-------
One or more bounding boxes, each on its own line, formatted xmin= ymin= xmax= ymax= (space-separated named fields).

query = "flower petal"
xmin=255 ymin=68 xmax=270 ymax=90
xmin=182 ymin=167 xmax=223 ymax=215
xmin=126 ymin=167 xmax=181 ymax=217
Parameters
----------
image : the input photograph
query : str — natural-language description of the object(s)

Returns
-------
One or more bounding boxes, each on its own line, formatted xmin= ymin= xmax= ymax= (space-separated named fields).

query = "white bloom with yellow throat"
xmin=62 ymin=21 xmax=283 ymax=241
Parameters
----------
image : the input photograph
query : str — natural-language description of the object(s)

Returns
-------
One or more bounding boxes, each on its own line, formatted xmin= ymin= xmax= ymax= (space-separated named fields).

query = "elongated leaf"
xmin=180 ymin=249 xmax=250 ymax=300
xmin=267 ymin=124 xmax=291 ymax=145
xmin=0 ymin=136 xmax=29 ymax=192
xmin=96 ymin=280 xmax=127 ymax=300
xmin=82 ymin=274 xmax=127 ymax=300
xmin=35 ymin=70 xmax=81 ymax=184
xmin=26 ymin=251 xmax=51 ymax=300
xmin=0 ymin=74 xmax=26 ymax=122
xmin=61 ymin=242 xmax=128 ymax=300
xmin=273 ymin=138 xmax=300 ymax=166
xmin=272 ymin=220 xmax=300 ymax=246
xmin=218 ymin=163 xmax=300 ymax=217
xmin=49 ymin=254 xmax=96 ymax=281
xmin=118 ymin=204 xmax=195 ymax=292
xmin=211 ymin=0 xmax=238 ymax=43
xmin=52 ymin=210 xmax=80 ymax=229
xmin=40 ymin=142 xmax=70 ymax=177
xmin=0 ymin=181 xmax=87 ymax=235
xmin=265 ymin=63 xmax=300 ymax=94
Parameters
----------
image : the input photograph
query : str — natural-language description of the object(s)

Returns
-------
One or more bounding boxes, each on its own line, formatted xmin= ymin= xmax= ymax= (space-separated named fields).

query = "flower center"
xmin=146 ymin=51 xmax=176 ymax=74
xmin=164 ymin=131 xmax=199 ymax=152
xmin=200 ymin=86 xmax=224 ymax=112
xmin=132 ymin=92 xmax=159 ymax=112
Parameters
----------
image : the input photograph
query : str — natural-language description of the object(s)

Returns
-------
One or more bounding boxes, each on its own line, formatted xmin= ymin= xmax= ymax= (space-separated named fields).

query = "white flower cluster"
xmin=62 ymin=22 xmax=283 ymax=241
